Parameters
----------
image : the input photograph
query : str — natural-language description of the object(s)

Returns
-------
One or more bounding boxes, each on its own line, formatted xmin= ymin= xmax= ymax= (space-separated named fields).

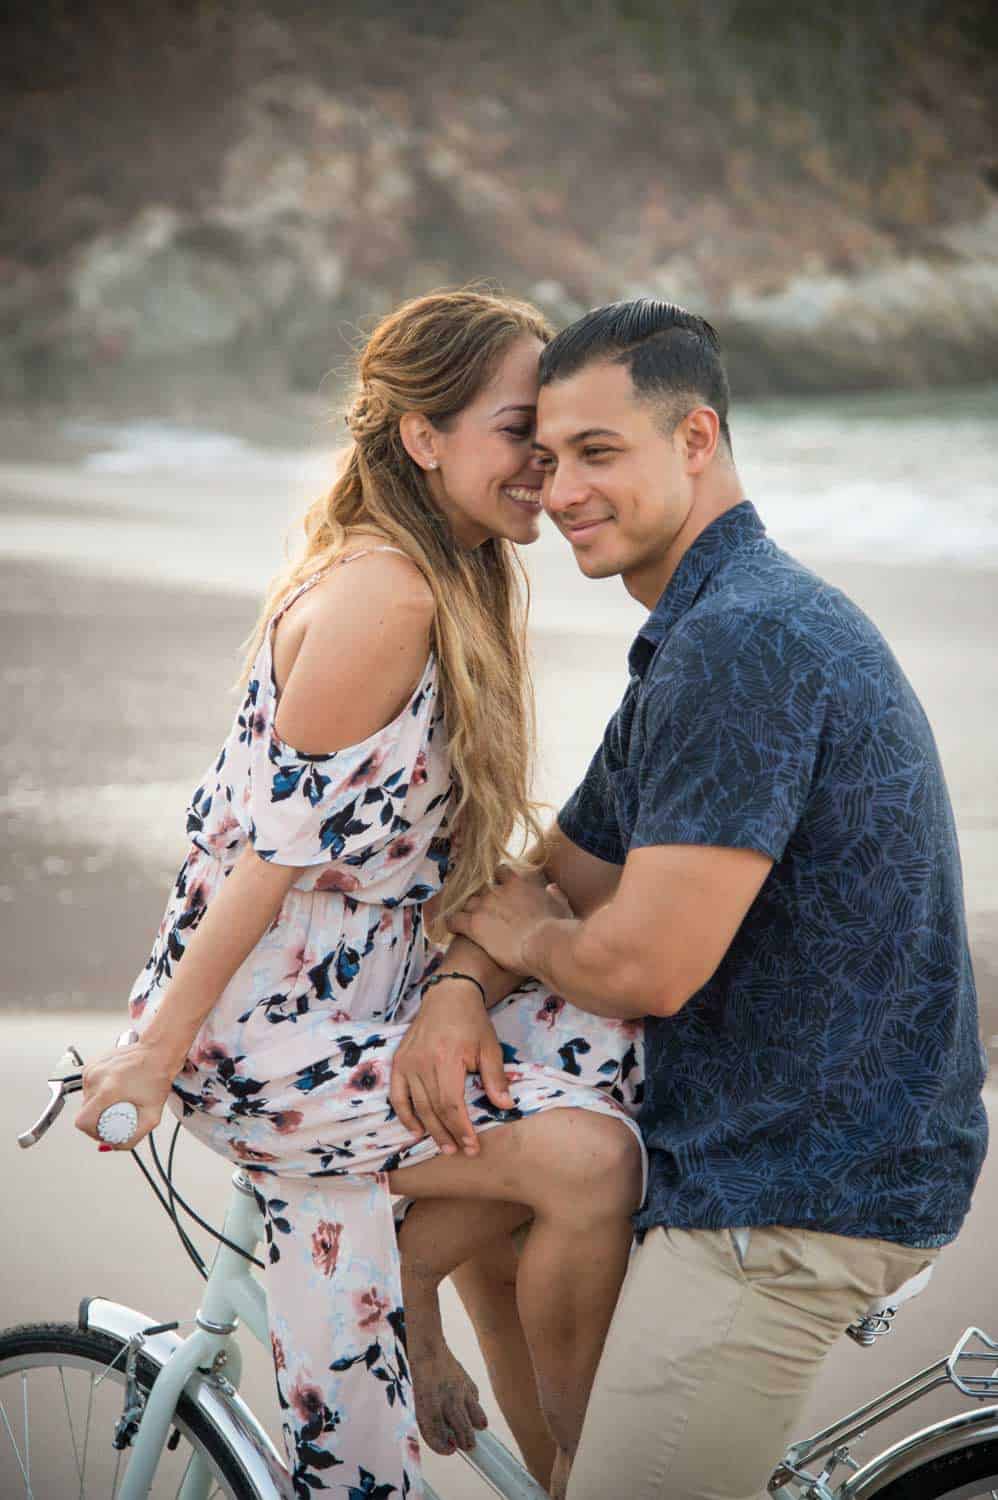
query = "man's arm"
xmin=450 ymin=842 xmax=773 ymax=1020
xmin=388 ymin=825 xmax=623 ymax=1154
xmin=454 ymin=612 xmax=831 ymax=1020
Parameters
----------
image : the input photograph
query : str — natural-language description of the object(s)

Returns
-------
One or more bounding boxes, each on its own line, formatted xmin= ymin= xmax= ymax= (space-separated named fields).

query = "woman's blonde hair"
xmin=242 ymin=287 xmax=553 ymax=922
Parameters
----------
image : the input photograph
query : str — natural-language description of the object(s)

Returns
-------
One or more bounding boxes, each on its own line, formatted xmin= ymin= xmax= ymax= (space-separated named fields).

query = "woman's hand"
xmin=75 ymin=1039 xmax=180 ymax=1150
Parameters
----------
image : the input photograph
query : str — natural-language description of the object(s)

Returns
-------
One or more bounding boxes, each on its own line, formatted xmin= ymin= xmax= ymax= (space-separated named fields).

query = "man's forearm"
xmin=522 ymin=913 xmax=653 ymax=1020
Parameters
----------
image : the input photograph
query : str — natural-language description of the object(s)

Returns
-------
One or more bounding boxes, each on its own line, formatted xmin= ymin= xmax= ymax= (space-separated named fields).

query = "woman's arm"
xmin=75 ymin=846 xmax=302 ymax=1146
xmin=77 ymin=551 xmax=437 ymax=1149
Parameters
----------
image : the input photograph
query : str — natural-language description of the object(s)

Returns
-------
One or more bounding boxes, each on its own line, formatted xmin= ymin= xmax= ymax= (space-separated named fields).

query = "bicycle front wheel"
xmin=0 ymin=1321 xmax=258 ymax=1499
xmin=863 ymin=1436 xmax=998 ymax=1499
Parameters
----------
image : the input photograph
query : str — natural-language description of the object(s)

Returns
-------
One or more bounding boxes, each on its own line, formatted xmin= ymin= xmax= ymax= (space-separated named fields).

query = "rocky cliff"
xmin=3 ymin=0 xmax=997 ymax=404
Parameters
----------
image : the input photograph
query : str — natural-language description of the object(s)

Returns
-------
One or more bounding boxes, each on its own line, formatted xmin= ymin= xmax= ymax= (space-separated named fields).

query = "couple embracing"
xmin=78 ymin=289 xmax=988 ymax=1500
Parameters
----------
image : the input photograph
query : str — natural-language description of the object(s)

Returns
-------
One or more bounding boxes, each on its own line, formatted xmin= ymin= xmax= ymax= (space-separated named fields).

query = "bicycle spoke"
xmin=59 ymin=1367 xmax=86 ymax=1485
xmin=0 ymin=1396 xmax=32 ymax=1493
xmin=77 ymin=1371 xmax=96 ymax=1500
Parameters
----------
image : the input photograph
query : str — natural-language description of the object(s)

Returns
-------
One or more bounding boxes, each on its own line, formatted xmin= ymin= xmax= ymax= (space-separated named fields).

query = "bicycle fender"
xmin=79 ymin=1296 xmax=292 ymax=1500
xmin=839 ymin=1403 xmax=998 ymax=1497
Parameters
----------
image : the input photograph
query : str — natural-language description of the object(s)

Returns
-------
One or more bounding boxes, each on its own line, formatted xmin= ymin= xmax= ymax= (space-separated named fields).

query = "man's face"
xmin=534 ymin=360 xmax=692 ymax=583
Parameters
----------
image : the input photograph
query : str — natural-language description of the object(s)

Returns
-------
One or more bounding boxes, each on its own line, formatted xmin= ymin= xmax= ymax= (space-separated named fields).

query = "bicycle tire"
xmin=862 ymin=1435 xmax=998 ymax=1499
xmin=0 ymin=1321 xmax=259 ymax=1499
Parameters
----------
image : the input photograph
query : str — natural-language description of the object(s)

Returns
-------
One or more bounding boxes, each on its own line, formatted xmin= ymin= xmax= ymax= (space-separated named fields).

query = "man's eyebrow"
xmin=533 ymin=426 xmax=624 ymax=449
xmin=490 ymin=403 xmax=536 ymax=417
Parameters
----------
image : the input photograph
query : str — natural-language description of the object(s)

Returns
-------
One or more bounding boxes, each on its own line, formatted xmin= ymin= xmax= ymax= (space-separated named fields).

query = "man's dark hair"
xmin=538 ymin=298 xmax=732 ymax=452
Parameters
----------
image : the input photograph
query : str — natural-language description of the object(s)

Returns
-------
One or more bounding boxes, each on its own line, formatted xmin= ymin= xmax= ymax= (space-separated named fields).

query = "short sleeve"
xmin=631 ymin=614 xmax=830 ymax=862
xmin=249 ymin=730 xmax=388 ymax=867
xmin=557 ymin=682 xmax=638 ymax=866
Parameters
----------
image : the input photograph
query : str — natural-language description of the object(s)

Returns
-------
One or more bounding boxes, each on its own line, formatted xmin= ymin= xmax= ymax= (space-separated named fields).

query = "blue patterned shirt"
xmin=559 ymin=502 xmax=988 ymax=1247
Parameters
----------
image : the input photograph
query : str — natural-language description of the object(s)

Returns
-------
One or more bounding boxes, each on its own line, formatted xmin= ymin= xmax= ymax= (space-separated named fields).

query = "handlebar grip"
xmin=97 ymin=1102 xmax=139 ymax=1146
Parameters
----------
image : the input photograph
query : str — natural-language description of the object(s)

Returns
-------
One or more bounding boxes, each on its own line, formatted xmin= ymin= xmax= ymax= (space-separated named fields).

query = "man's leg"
xmin=567 ymin=1224 xmax=937 ymax=1500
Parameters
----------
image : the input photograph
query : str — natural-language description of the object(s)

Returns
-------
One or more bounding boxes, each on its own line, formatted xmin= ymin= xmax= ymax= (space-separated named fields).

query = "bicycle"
xmin=3 ymin=1046 xmax=997 ymax=1500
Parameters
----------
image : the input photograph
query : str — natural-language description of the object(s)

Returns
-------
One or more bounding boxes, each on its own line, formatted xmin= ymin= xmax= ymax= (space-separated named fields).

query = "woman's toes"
xmin=443 ymin=1387 xmax=474 ymax=1450
xmin=468 ymin=1390 xmax=488 ymax=1432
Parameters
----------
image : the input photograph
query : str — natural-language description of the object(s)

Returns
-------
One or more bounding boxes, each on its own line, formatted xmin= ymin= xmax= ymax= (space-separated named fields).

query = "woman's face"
xmin=428 ymin=335 xmax=546 ymax=548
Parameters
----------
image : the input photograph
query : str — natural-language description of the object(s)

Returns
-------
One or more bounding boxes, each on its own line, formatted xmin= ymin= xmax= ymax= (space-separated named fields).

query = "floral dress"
xmin=128 ymin=549 xmax=645 ymax=1500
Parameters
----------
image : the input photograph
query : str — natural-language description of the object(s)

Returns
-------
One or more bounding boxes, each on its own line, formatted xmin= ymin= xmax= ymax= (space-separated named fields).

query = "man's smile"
xmin=560 ymin=514 xmax=615 ymax=542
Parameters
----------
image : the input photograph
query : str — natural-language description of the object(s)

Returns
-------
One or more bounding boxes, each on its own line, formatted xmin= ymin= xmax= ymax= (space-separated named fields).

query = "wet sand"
xmin=2 ymin=553 xmax=996 ymax=1036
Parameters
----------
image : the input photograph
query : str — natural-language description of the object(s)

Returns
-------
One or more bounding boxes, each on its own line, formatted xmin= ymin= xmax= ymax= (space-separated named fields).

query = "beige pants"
xmin=567 ymin=1224 xmax=937 ymax=1500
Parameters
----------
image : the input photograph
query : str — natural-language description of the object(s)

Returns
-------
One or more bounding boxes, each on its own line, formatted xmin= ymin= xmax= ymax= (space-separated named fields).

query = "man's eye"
xmin=534 ymin=455 xmax=555 ymax=470
xmin=583 ymin=446 xmax=613 ymax=461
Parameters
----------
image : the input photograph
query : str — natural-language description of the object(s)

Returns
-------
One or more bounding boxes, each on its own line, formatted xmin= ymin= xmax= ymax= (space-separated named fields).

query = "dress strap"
xmin=336 ymin=545 xmax=409 ymax=568
xmin=271 ymin=547 xmax=410 ymax=628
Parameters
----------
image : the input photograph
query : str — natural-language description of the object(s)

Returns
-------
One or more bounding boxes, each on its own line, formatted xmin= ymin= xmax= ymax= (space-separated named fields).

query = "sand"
xmin=1 ymin=550 xmax=995 ymax=1037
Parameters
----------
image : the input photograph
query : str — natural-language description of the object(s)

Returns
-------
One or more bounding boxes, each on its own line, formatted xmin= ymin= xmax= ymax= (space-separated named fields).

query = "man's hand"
xmin=449 ymin=866 xmax=575 ymax=974
xmin=390 ymin=982 xmax=514 ymax=1157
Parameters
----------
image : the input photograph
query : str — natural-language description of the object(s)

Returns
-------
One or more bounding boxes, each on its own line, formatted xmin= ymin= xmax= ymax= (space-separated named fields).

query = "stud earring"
xmin=427 ymin=460 xmax=438 ymax=470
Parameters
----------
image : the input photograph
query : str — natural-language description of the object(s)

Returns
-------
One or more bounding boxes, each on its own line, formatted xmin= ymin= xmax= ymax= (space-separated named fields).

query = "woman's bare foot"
xmin=412 ymin=1326 xmax=489 ymax=1455
xmin=401 ymin=1252 xmax=488 ymax=1454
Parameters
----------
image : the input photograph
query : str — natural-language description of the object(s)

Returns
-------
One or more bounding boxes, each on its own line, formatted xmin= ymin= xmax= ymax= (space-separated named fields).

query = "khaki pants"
xmin=568 ymin=1225 xmax=937 ymax=1500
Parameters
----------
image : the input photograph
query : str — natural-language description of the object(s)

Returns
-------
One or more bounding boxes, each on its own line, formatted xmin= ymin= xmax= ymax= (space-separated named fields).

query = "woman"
xmin=77 ymin=289 xmax=645 ymax=1500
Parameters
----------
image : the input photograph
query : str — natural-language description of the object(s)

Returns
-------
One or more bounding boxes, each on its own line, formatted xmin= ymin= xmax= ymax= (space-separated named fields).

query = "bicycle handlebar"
xmin=16 ymin=1043 xmax=140 ymax=1149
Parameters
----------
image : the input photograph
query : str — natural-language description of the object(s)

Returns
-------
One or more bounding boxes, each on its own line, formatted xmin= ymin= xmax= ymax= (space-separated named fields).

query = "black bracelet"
xmin=420 ymin=970 xmax=488 ymax=1007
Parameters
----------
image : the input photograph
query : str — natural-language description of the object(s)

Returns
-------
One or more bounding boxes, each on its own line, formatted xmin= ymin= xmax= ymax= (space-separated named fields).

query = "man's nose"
xmin=544 ymin=463 xmax=587 ymax=514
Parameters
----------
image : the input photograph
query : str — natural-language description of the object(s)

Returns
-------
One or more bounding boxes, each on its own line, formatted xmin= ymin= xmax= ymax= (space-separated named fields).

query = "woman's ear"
xmin=399 ymin=412 xmax=440 ymax=472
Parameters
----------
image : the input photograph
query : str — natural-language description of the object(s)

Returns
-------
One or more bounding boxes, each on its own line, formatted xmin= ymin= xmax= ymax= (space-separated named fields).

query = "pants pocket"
xmin=731 ymin=1225 xmax=810 ymax=1285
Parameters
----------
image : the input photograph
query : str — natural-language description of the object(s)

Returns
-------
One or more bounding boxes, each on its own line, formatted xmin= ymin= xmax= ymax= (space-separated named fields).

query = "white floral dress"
xmin=128 ymin=550 xmax=645 ymax=1500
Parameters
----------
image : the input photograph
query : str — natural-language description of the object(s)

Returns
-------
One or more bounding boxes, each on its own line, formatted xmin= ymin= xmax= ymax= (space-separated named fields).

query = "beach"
xmin=1 ymin=395 xmax=996 ymax=1031
xmin=1 ymin=396 xmax=996 ymax=1493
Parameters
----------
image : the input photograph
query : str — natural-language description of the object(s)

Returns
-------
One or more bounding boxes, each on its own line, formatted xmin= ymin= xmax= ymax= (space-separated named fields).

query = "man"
xmin=392 ymin=299 xmax=988 ymax=1498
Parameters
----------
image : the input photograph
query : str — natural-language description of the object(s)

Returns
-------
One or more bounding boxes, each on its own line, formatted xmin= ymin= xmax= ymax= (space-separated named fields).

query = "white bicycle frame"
xmin=83 ymin=1166 xmax=549 ymax=1500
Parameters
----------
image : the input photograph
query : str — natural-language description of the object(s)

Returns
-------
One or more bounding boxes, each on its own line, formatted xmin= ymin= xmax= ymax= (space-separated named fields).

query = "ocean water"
xmin=0 ymin=385 xmax=995 ymax=640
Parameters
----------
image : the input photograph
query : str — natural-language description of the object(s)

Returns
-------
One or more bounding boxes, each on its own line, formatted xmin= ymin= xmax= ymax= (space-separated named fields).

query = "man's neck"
xmin=624 ymin=472 xmax=746 ymax=610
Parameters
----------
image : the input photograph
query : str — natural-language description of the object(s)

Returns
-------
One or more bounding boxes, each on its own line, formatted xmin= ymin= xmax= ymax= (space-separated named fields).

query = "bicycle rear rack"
xmin=769 ymin=1326 xmax=998 ymax=1495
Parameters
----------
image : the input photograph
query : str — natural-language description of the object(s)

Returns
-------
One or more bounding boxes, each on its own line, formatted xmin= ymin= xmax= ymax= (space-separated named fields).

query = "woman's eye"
xmin=583 ymin=446 xmax=613 ymax=461
xmin=503 ymin=426 xmax=532 ymax=440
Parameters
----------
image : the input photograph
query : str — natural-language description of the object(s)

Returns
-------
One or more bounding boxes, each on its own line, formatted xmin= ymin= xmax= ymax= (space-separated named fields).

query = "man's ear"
xmin=679 ymin=406 xmax=720 ymax=472
xmin=399 ymin=412 xmax=440 ymax=472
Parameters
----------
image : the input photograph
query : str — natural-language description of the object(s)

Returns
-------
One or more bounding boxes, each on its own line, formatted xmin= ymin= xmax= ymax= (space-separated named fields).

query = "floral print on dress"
xmin=127 ymin=552 xmax=646 ymax=1499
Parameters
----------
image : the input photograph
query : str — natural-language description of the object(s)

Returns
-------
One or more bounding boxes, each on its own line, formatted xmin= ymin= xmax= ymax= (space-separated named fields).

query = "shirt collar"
xmin=628 ymin=501 xmax=766 ymax=677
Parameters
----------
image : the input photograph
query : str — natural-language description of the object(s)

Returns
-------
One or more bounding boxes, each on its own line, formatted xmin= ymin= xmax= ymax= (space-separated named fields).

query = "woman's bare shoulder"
xmin=272 ymin=546 xmax=435 ymax=753
xmin=312 ymin=544 xmax=435 ymax=628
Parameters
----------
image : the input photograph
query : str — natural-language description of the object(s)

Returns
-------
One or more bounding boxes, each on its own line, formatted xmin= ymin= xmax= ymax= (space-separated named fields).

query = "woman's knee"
xmin=530 ymin=1110 xmax=642 ymax=1218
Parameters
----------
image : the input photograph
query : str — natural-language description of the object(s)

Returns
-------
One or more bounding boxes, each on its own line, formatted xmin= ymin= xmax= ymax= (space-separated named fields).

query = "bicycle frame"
xmin=82 ymin=1166 xmax=548 ymax=1500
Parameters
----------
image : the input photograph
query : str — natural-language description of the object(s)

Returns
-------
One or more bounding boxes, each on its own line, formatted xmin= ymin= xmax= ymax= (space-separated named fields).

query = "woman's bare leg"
xmin=389 ymin=1108 xmax=642 ymax=1483
xmin=398 ymin=1197 xmax=531 ymax=1455
xmin=451 ymin=1229 xmax=557 ymax=1486
xmin=399 ymin=1197 xmax=554 ymax=1477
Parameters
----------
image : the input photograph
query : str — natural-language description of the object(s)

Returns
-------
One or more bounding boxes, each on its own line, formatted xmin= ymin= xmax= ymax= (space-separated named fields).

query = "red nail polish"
xmin=98 ymin=1144 xmax=113 ymax=1153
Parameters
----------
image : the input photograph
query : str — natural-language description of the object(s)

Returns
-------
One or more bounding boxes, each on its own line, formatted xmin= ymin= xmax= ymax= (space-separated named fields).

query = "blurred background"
xmin=1 ymin=3 xmax=996 ymax=1494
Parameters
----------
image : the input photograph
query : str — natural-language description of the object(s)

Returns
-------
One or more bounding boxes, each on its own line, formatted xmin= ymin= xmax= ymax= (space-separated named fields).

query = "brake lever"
xmin=17 ymin=1045 xmax=85 ymax=1149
